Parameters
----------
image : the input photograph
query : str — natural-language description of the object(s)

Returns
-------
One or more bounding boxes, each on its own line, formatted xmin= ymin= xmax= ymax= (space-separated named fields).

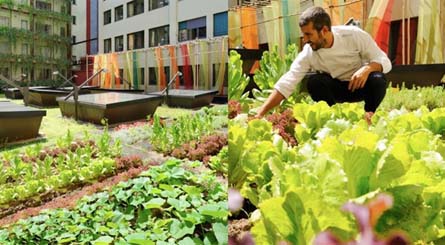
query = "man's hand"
xmin=256 ymin=89 xmax=285 ymax=118
xmin=349 ymin=62 xmax=383 ymax=92
xmin=348 ymin=66 xmax=371 ymax=92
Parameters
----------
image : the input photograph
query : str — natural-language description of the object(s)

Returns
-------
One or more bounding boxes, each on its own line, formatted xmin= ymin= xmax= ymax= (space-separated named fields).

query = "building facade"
xmin=98 ymin=0 xmax=227 ymax=53
xmin=94 ymin=0 xmax=228 ymax=93
xmin=0 ymin=0 xmax=71 ymax=82
xmin=71 ymin=0 xmax=98 ymax=63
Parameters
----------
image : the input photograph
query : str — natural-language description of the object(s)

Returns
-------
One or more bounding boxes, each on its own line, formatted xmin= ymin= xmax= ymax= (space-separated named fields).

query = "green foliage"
xmin=150 ymin=110 xmax=221 ymax=154
xmin=0 ymin=130 xmax=121 ymax=206
xmin=229 ymin=102 xmax=445 ymax=244
xmin=253 ymin=44 xmax=306 ymax=107
xmin=228 ymin=50 xmax=250 ymax=100
xmin=380 ymin=85 xmax=445 ymax=111
xmin=0 ymin=160 xmax=228 ymax=244
xmin=208 ymin=146 xmax=228 ymax=175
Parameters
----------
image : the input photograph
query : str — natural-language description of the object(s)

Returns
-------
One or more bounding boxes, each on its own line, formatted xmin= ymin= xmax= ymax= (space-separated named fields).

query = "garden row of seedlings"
xmin=0 ymin=106 xmax=229 ymax=244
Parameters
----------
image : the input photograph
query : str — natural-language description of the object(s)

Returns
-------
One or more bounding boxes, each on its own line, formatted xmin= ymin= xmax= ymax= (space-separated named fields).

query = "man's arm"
xmin=348 ymin=62 xmax=382 ymax=91
xmin=256 ymin=89 xmax=285 ymax=118
xmin=255 ymin=46 xmax=312 ymax=118
xmin=348 ymin=27 xmax=392 ymax=91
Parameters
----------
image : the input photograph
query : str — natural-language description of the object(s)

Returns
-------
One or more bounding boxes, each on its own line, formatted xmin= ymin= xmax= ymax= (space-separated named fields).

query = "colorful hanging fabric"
xmin=199 ymin=41 xmax=210 ymax=89
xmin=180 ymin=43 xmax=193 ymax=89
xmin=272 ymin=0 xmax=286 ymax=56
xmin=313 ymin=0 xmax=324 ymax=7
xmin=125 ymin=52 xmax=134 ymax=89
xmin=188 ymin=42 xmax=198 ymax=89
xmin=287 ymin=0 xmax=300 ymax=48
xmin=216 ymin=38 xmax=227 ymax=95
xmin=240 ymin=6 xmax=259 ymax=49
xmin=92 ymin=55 xmax=102 ymax=86
xmin=168 ymin=46 xmax=180 ymax=88
xmin=155 ymin=47 xmax=166 ymax=90
xmin=102 ymin=54 xmax=108 ymax=88
xmin=281 ymin=0 xmax=291 ymax=46
xmin=111 ymin=53 xmax=121 ymax=89
xmin=344 ymin=0 xmax=362 ymax=25
xmin=365 ymin=0 xmax=395 ymax=54
xmin=132 ymin=52 xmax=139 ymax=89
xmin=262 ymin=4 xmax=281 ymax=54
xmin=228 ymin=9 xmax=242 ymax=48
xmin=415 ymin=0 xmax=444 ymax=64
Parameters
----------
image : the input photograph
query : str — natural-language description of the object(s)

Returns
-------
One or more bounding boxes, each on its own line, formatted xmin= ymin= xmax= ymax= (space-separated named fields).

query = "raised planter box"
xmin=386 ymin=64 xmax=445 ymax=88
xmin=0 ymin=101 xmax=46 ymax=143
xmin=151 ymin=89 xmax=219 ymax=108
xmin=57 ymin=92 xmax=163 ymax=124
xmin=28 ymin=87 xmax=95 ymax=107
xmin=2 ymin=86 xmax=49 ymax=100
xmin=86 ymin=88 xmax=144 ymax=94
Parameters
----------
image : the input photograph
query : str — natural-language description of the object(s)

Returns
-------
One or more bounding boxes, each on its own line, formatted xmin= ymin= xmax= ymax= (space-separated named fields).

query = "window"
xmin=139 ymin=68 xmax=145 ymax=85
xmin=149 ymin=25 xmax=169 ymax=47
xmin=0 ymin=42 xmax=10 ymax=54
xmin=104 ymin=10 xmax=111 ymax=25
xmin=21 ymin=20 xmax=28 ymax=29
xmin=149 ymin=0 xmax=168 ymax=11
xmin=71 ymin=0 xmax=76 ymax=4
xmin=127 ymin=31 xmax=144 ymax=50
xmin=127 ymin=0 xmax=144 ymax=17
xmin=115 ymin=5 xmax=123 ymax=21
xmin=72 ymin=35 xmax=76 ymax=44
xmin=148 ymin=67 xmax=169 ymax=85
xmin=115 ymin=35 xmax=124 ymax=52
xmin=36 ymin=23 xmax=51 ymax=34
xmin=35 ymin=1 xmax=51 ymax=10
xmin=40 ymin=69 xmax=51 ymax=80
xmin=22 ymin=44 xmax=28 ymax=55
xmin=0 ymin=17 xmax=9 ymax=27
xmin=39 ymin=46 xmax=51 ymax=57
xmin=214 ymin=12 xmax=228 ymax=36
xmin=72 ymin=16 xmax=76 ymax=25
xmin=0 ymin=67 xmax=9 ymax=78
xmin=178 ymin=17 xmax=206 ymax=42
xmin=104 ymin=38 xmax=112 ymax=53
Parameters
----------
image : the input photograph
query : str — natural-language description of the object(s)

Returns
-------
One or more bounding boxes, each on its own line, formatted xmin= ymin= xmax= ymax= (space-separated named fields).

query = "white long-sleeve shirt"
xmin=274 ymin=25 xmax=392 ymax=98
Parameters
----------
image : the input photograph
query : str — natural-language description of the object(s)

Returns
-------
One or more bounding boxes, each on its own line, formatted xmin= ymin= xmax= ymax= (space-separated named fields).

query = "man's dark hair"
xmin=299 ymin=6 xmax=331 ymax=31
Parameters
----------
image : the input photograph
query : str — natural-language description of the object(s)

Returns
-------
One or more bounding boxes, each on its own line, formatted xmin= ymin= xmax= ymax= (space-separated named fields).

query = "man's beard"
xmin=308 ymin=33 xmax=326 ymax=51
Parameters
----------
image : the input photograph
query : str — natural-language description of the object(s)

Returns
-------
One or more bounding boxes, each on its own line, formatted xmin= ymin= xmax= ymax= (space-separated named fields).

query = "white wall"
xmin=98 ymin=0 xmax=228 ymax=53
xmin=72 ymin=0 xmax=87 ymax=61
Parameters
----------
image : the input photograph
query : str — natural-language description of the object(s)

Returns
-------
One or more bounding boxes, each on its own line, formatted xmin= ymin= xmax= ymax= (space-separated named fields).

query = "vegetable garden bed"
xmin=0 ymin=95 xmax=228 ymax=244
xmin=228 ymin=48 xmax=445 ymax=244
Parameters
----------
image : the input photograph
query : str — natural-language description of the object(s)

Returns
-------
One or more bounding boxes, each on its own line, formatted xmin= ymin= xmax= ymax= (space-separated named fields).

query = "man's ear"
xmin=322 ymin=25 xmax=329 ymax=34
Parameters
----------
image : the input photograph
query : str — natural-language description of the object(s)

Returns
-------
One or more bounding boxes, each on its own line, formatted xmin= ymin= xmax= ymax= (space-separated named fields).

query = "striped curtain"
xmin=365 ymin=0 xmax=395 ymax=54
xmin=199 ymin=41 xmax=210 ymax=89
xmin=215 ymin=39 xmax=227 ymax=95
xmin=168 ymin=46 xmax=180 ymax=88
xmin=180 ymin=43 xmax=193 ymax=89
xmin=124 ymin=52 xmax=134 ymax=89
xmin=240 ymin=7 xmax=259 ymax=49
xmin=154 ymin=47 xmax=166 ymax=90
xmin=228 ymin=9 xmax=242 ymax=48
xmin=415 ymin=0 xmax=444 ymax=64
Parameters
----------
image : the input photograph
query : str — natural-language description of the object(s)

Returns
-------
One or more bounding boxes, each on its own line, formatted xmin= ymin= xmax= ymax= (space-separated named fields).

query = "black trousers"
xmin=306 ymin=72 xmax=387 ymax=112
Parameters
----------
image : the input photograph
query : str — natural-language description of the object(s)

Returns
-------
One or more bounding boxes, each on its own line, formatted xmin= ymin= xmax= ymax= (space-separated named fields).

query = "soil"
xmin=228 ymin=219 xmax=253 ymax=243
